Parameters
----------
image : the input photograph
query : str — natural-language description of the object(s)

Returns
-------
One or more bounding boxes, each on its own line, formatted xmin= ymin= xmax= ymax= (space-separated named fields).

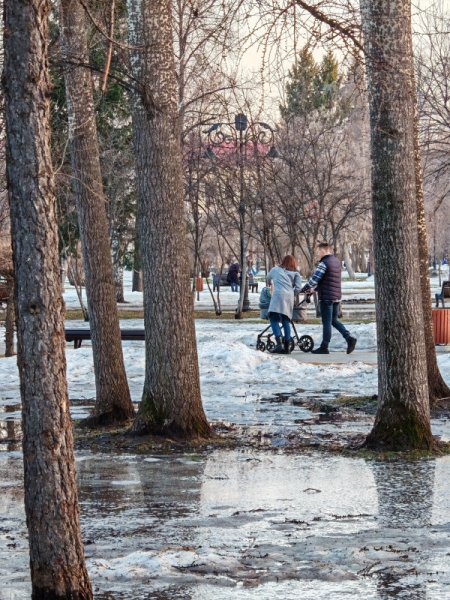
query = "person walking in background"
xmin=266 ymin=255 xmax=302 ymax=354
xmin=227 ymin=262 xmax=240 ymax=292
xmin=301 ymin=242 xmax=357 ymax=355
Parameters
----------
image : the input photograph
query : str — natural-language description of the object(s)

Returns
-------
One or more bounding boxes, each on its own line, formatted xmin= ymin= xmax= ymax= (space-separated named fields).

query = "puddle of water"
xmin=1 ymin=450 xmax=450 ymax=599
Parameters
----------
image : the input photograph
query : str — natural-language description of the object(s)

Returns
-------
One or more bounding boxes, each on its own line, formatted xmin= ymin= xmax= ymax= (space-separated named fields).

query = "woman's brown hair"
xmin=279 ymin=254 xmax=297 ymax=271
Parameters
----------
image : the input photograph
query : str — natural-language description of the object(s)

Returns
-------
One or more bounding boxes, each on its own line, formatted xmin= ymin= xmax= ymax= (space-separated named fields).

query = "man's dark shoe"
xmin=311 ymin=345 xmax=330 ymax=355
xmin=283 ymin=339 xmax=291 ymax=354
xmin=346 ymin=336 xmax=357 ymax=355
xmin=270 ymin=336 xmax=284 ymax=354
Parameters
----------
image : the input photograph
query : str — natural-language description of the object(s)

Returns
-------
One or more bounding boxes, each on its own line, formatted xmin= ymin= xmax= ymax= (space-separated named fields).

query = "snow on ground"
xmin=0 ymin=320 xmax=379 ymax=413
xmin=2 ymin=317 xmax=450 ymax=431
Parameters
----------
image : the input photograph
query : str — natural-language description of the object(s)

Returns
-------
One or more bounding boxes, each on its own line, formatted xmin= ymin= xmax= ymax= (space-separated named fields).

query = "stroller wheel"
xmin=298 ymin=335 xmax=314 ymax=353
xmin=267 ymin=336 xmax=275 ymax=351
xmin=256 ymin=340 xmax=266 ymax=352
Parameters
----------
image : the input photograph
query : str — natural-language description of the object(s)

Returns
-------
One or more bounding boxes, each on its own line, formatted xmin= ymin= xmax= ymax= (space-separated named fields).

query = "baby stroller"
xmin=256 ymin=287 xmax=314 ymax=353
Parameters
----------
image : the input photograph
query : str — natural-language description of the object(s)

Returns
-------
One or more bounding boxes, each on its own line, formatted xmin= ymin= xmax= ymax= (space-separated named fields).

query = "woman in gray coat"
xmin=266 ymin=255 xmax=301 ymax=354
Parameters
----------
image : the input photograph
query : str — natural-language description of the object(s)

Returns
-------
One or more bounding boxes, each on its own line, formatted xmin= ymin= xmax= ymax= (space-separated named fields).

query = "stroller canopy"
xmin=259 ymin=286 xmax=271 ymax=309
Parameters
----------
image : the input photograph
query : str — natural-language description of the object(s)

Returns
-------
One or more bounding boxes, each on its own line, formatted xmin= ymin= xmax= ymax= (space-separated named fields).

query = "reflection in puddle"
xmin=1 ymin=451 xmax=450 ymax=599
xmin=0 ymin=417 xmax=21 ymax=452
xmin=0 ymin=403 xmax=21 ymax=413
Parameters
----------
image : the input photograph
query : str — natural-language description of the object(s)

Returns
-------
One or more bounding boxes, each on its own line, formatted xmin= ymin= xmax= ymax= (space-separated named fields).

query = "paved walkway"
xmin=291 ymin=346 xmax=450 ymax=365
xmin=291 ymin=350 xmax=377 ymax=364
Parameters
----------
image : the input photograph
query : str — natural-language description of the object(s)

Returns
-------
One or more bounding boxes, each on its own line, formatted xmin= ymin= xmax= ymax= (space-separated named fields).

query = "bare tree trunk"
xmin=67 ymin=243 xmax=85 ymax=287
xmin=412 ymin=86 xmax=450 ymax=406
xmin=113 ymin=262 xmax=126 ymax=303
xmin=60 ymin=257 xmax=68 ymax=286
xmin=69 ymin=264 xmax=89 ymax=321
xmin=127 ymin=0 xmax=211 ymax=438
xmin=132 ymin=269 xmax=143 ymax=292
xmin=132 ymin=233 xmax=143 ymax=292
xmin=343 ymin=241 xmax=356 ymax=280
xmin=5 ymin=277 xmax=15 ymax=357
xmin=60 ymin=0 xmax=134 ymax=425
xmin=361 ymin=0 xmax=434 ymax=450
xmin=3 ymin=0 xmax=93 ymax=596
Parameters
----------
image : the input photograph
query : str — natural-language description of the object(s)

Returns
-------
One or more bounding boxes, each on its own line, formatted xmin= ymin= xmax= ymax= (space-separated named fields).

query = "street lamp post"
xmin=203 ymin=114 xmax=278 ymax=319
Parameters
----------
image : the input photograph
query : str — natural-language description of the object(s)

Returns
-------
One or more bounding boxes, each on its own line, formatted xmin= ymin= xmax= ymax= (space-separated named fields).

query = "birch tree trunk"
xmin=127 ymin=0 xmax=211 ymax=438
xmin=360 ymin=0 xmax=434 ymax=450
xmin=3 ymin=0 xmax=93 ymax=596
xmin=60 ymin=0 xmax=134 ymax=425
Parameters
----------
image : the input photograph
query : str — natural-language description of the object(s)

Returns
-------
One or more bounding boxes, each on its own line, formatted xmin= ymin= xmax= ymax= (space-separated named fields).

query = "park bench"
xmin=212 ymin=272 xmax=258 ymax=293
xmin=212 ymin=273 xmax=231 ymax=291
xmin=65 ymin=328 xmax=145 ymax=349
xmin=435 ymin=281 xmax=450 ymax=308
xmin=248 ymin=272 xmax=258 ymax=293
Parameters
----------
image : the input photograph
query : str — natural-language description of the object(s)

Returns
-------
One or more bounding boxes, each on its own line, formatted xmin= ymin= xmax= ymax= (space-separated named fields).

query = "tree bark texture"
xmin=412 ymin=90 xmax=450 ymax=406
xmin=360 ymin=0 xmax=434 ymax=450
xmin=127 ymin=0 xmax=211 ymax=438
xmin=3 ymin=1 xmax=93 ymax=597
xmin=5 ymin=277 xmax=15 ymax=357
xmin=60 ymin=0 xmax=134 ymax=425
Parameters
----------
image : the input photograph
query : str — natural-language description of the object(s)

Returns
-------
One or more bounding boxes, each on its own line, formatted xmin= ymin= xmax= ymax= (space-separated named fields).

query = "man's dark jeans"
xmin=320 ymin=300 xmax=349 ymax=348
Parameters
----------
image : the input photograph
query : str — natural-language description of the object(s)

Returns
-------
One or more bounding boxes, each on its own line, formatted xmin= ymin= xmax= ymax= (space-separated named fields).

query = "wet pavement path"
xmin=292 ymin=350 xmax=378 ymax=364
xmin=291 ymin=346 xmax=450 ymax=365
xmin=1 ymin=450 xmax=450 ymax=599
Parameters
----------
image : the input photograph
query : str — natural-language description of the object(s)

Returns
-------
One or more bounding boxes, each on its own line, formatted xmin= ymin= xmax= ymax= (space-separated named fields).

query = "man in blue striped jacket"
xmin=301 ymin=242 xmax=357 ymax=355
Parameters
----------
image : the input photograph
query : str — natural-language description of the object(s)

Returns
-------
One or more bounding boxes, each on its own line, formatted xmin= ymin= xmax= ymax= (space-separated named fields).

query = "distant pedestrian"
xmin=227 ymin=262 xmax=240 ymax=292
xmin=301 ymin=242 xmax=357 ymax=354
xmin=266 ymin=255 xmax=302 ymax=354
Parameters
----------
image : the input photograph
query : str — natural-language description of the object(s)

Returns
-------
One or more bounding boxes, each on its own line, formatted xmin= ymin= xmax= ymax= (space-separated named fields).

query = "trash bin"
xmin=292 ymin=303 xmax=307 ymax=322
xmin=432 ymin=308 xmax=450 ymax=345
xmin=196 ymin=277 xmax=204 ymax=292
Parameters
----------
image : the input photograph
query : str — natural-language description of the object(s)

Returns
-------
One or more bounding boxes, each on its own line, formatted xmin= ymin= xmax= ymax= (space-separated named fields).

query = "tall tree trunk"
xmin=343 ymin=241 xmax=356 ymax=280
xmin=5 ymin=277 xmax=15 ymax=357
xmin=60 ymin=256 xmax=68 ymax=286
xmin=113 ymin=261 xmax=126 ymax=303
xmin=412 ymin=88 xmax=450 ymax=406
xmin=132 ymin=232 xmax=143 ymax=292
xmin=360 ymin=0 xmax=434 ymax=450
xmin=127 ymin=0 xmax=211 ymax=438
xmin=67 ymin=242 xmax=85 ymax=286
xmin=3 ymin=0 xmax=93 ymax=596
xmin=60 ymin=0 xmax=134 ymax=425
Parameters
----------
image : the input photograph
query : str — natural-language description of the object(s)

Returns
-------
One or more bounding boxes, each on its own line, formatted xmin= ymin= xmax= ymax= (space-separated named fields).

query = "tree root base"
xmin=32 ymin=585 xmax=92 ymax=600
xmin=363 ymin=437 xmax=438 ymax=453
xmin=130 ymin=413 xmax=214 ymax=441
xmin=79 ymin=407 xmax=135 ymax=429
xmin=363 ymin=397 xmax=437 ymax=452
